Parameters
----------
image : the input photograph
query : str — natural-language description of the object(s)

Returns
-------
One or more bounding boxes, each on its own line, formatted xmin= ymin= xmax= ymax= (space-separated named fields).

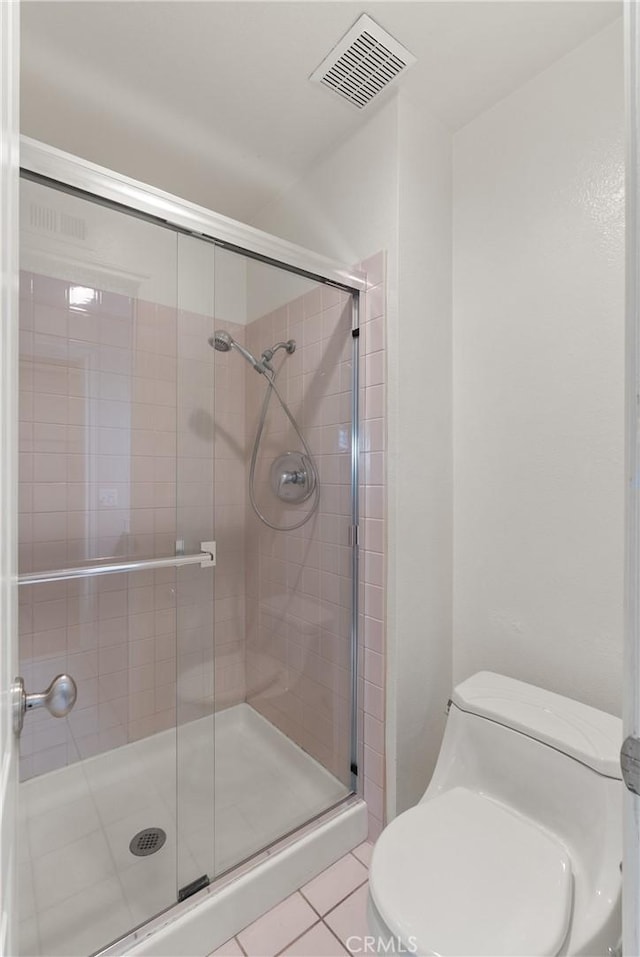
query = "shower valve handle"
xmin=282 ymin=469 xmax=306 ymax=486
xmin=12 ymin=673 xmax=78 ymax=735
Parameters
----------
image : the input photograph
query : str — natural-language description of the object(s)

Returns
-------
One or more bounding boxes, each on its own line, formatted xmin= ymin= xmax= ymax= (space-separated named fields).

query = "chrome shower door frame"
xmin=18 ymin=135 xmax=367 ymax=951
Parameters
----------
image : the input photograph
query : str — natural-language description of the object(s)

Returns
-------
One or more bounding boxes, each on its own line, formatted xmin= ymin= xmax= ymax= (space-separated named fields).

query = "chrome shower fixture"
xmin=261 ymin=340 xmax=296 ymax=367
xmin=210 ymin=327 xmax=318 ymax=531
xmin=209 ymin=330 xmax=266 ymax=373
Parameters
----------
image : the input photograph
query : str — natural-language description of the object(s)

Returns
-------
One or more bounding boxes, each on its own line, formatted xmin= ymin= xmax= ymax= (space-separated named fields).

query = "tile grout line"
xmin=238 ymin=871 xmax=370 ymax=957
xmin=349 ymin=847 xmax=370 ymax=866
xmin=319 ymin=878 xmax=369 ymax=921
xmin=298 ymin=888 xmax=323 ymax=920
xmin=273 ymin=915 xmax=323 ymax=957
xmin=323 ymin=917 xmax=353 ymax=956
xmin=236 ymin=855 xmax=371 ymax=957
xmin=298 ymin=850 xmax=370 ymax=918
xmin=234 ymin=935 xmax=249 ymax=956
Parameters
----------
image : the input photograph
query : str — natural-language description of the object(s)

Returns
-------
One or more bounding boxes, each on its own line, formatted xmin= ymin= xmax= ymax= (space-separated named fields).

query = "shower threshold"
xmin=18 ymin=704 xmax=363 ymax=957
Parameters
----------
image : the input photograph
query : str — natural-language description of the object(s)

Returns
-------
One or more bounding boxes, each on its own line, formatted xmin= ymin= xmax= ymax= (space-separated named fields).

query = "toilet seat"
xmin=368 ymin=787 xmax=573 ymax=957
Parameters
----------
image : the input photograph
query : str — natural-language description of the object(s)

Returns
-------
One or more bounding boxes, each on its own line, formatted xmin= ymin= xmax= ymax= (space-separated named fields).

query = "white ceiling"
xmin=21 ymin=1 xmax=621 ymax=222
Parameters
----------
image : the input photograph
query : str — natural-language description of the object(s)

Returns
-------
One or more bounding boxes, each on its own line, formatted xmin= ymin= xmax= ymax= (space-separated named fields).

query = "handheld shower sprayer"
xmin=209 ymin=330 xmax=267 ymax=374
xmin=209 ymin=328 xmax=318 ymax=531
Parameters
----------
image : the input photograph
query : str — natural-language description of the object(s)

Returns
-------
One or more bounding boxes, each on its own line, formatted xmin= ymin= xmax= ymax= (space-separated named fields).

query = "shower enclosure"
xmin=16 ymin=142 xmax=363 ymax=957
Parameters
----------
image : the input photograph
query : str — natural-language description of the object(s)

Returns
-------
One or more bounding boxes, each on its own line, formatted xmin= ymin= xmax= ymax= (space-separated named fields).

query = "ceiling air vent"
xmin=29 ymin=202 xmax=87 ymax=241
xmin=310 ymin=14 xmax=416 ymax=110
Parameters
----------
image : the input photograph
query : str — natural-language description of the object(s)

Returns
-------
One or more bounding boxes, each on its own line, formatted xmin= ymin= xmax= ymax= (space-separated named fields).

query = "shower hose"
xmin=249 ymin=360 xmax=320 ymax=531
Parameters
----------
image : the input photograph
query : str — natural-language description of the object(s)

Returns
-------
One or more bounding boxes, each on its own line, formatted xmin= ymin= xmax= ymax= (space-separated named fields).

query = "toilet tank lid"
xmin=452 ymin=672 xmax=622 ymax=779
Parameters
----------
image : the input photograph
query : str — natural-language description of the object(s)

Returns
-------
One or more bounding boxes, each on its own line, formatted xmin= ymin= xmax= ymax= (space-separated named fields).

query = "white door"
xmin=0 ymin=1 xmax=20 ymax=955
xmin=625 ymin=3 xmax=640 ymax=955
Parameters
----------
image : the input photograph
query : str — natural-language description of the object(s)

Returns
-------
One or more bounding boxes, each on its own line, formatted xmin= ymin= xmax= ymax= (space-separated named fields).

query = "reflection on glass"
xmin=17 ymin=182 xmax=357 ymax=957
xmin=18 ymin=180 xmax=182 ymax=957
xmin=211 ymin=251 xmax=353 ymax=876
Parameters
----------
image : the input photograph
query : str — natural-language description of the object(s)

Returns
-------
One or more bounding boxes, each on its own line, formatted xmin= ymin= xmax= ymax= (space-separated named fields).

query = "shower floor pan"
xmin=18 ymin=703 xmax=355 ymax=957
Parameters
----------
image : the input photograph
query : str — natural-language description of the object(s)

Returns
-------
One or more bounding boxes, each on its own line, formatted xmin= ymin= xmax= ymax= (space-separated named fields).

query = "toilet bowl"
xmin=368 ymin=672 xmax=622 ymax=956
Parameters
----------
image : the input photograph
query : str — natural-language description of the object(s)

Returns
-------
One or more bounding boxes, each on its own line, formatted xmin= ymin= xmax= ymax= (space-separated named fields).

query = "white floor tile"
xmin=238 ymin=893 xmax=318 ymax=957
xmin=282 ymin=923 xmax=349 ymax=957
xmin=301 ymin=855 xmax=368 ymax=916
xmin=351 ymin=843 xmax=372 ymax=868
xmin=324 ymin=885 xmax=370 ymax=954
xmin=209 ymin=938 xmax=244 ymax=957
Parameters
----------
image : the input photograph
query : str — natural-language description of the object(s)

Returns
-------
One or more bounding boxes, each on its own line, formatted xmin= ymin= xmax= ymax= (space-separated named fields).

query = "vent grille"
xmin=29 ymin=203 xmax=87 ymax=241
xmin=310 ymin=14 xmax=416 ymax=110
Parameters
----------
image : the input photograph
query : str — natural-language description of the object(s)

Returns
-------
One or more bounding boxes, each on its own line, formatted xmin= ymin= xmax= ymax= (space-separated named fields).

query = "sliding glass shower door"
xmin=17 ymin=168 xmax=358 ymax=957
xmin=17 ymin=181 xmax=217 ymax=956
xmin=210 ymin=250 xmax=354 ymax=876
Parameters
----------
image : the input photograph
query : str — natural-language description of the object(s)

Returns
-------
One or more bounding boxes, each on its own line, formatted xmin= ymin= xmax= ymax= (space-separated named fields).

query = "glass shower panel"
xmin=17 ymin=179 xmax=183 ymax=956
xmin=212 ymin=249 xmax=353 ymax=876
xmin=17 ymin=173 xmax=357 ymax=954
xmin=175 ymin=234 xmax=216 ymax=892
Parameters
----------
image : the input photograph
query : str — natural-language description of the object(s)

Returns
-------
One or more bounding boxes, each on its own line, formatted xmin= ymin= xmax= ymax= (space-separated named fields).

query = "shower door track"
xmin=97 ymin=793 xmax=365 ymax=957
xmin=20 ymin=137 xmax=366 ymax=293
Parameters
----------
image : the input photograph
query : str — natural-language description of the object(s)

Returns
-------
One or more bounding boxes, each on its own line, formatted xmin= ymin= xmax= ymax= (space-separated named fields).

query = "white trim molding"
xmin=20 ymin=136 xmax=366 ymax=292
xmin=624 ymin=3 xmax=640 ymax=955
xmin=0 ymin=3 xmax=20 ymax=956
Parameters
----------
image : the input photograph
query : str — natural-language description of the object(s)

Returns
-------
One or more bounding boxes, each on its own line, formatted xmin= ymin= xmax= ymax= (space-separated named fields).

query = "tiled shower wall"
xmin=244 ymin=282 xmax=354 ymax=782
xmin=17 ymin=274 xmax=239 ymax=778
xmin=212 ymin=320 xmax=247 ymax=709
xmin=358 ymin=253 xmax=386 ymax=841
xmin=243 ymin=253 xmax=386 ymax=839
xmin=17 ymin=255 xmax=387 ymax=840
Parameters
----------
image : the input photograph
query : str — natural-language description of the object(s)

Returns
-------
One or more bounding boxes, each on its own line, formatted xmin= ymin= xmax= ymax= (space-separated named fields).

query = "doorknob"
xmin=12 ymin=674 xmax=77 ymax=736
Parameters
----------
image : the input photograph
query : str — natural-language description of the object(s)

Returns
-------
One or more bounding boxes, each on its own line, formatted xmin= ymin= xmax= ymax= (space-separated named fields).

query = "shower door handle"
xmin=12 ymin=673 xmax=77 ymax=736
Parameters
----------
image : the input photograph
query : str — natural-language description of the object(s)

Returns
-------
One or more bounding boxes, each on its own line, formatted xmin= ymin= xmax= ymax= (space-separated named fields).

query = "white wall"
xmin=251 ymin=99 xmax=400 ymax=271
xmin=252 ymin=94 xmax=454 ymax=817
xmin=392 ymin=96 xmax=452 ymax=815
xmin=453 ymin=20 xmax=625 ymax=716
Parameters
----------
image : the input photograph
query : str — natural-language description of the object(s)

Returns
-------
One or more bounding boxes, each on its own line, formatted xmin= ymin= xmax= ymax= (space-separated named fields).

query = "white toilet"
xmin=368 ymin=672 xmax=622 ymax=956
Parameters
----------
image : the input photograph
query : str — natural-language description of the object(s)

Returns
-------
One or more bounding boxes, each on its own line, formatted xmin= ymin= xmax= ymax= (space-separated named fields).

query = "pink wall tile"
xmin=17 ymin=278 xmax=217 ymax=775
xmin=243 ymin=257 xmax=386 ymax=833
xmin=18 ymin=258 xmax=387 ymax=842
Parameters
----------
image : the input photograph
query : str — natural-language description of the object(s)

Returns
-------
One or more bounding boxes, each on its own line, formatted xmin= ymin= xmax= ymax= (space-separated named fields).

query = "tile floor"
xmin=19 ymin=704 xmax=349 ymax=957
xmin=209 ymin=843 xmax=373 ymax=957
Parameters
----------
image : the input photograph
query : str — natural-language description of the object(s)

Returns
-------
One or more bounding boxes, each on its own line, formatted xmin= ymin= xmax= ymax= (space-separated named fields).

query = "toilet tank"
xmin=424 ymin=672 xmax=622 ymax=955
xmin=449 ymin=671 xmax=621 ymax=775
xmin=426 ymin=671 xmax=622 ymax=818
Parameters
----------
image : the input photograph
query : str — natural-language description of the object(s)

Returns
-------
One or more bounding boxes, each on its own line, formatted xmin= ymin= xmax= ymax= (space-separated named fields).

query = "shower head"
xmin=211 ymin=330 xmax=233 ymax=353
xmin=209 ymin=330 xmax=265 ymax=373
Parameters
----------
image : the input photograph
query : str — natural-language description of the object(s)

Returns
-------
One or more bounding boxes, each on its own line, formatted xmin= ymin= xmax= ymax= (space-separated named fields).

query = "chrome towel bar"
xmin=18 ymin=541 xmax=216 ymax=585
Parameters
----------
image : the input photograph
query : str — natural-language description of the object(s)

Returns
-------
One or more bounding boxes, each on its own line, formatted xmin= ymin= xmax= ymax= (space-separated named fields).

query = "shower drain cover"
xmin=129 ymin=827 xmax=167 ymax=857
